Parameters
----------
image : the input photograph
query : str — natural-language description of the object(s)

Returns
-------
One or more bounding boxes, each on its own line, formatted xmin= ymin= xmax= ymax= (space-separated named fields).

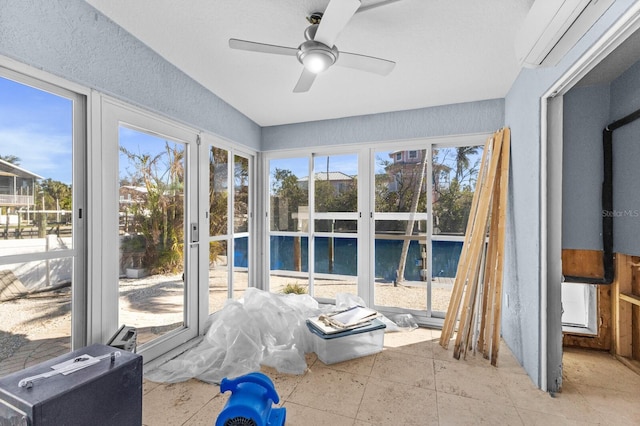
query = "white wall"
xmin=610 ymin=59 xmax=640 ymax=255
xmin=0 ymin=236 xmax=72 ymax=289
xmin=262 ymin=99 xmax=504 ymax=150
xmin=504 ymin=0 xmax=639 ymax=390
xmin=563 ymin=56 xmax=640 ymax=255
xmin=562 ymin=84 xmax=610 ymax=250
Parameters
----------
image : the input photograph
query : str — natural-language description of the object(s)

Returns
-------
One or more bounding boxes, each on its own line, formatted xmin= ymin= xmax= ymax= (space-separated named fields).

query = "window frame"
xmin=0 ymin=60 xmax=88 ymax=349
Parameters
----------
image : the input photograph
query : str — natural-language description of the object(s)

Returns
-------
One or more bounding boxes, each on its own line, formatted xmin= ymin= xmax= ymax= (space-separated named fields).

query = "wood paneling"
xmin=612 ymin=253 xmax=640 ymax=374
xmin=561 ymin=249 xmax=611 ymax=350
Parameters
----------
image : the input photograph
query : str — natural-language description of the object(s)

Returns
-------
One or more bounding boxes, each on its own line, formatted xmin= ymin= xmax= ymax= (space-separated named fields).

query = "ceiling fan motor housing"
xmin=297 ymin=24 xmax=339 ymax=73
xmin=297 ymin=40 xmax=339 ymax=70
xmin=228 ymin=0 xmax=395 ymax=91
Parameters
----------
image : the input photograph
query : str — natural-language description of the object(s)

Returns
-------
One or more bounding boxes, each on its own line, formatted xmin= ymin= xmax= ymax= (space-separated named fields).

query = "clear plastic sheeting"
xmin=145 ymin=288 xmax=327 ymax=384
xmin=392 ymin=313 xmax=418 ymax=331
xmin=335 ymin=293 xmax=366 ymax=310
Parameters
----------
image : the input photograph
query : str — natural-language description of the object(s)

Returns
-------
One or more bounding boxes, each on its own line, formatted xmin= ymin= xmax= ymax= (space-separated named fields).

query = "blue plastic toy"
xmin=215 ymin=372 xmax=286 ymax=426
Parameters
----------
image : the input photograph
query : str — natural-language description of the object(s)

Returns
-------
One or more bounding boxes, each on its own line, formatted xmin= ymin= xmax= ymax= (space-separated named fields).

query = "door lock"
xmin=190 ymin=223 xmax=199 ymax=243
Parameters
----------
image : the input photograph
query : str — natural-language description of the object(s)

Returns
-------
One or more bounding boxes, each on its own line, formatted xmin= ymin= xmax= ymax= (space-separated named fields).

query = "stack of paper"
xmin=307 ymin=305 xmax=380 ymax=335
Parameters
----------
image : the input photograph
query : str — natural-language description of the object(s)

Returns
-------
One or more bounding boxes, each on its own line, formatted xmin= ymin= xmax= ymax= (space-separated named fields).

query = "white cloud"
xmin=0 ymin=126 xmax=73 ymax=183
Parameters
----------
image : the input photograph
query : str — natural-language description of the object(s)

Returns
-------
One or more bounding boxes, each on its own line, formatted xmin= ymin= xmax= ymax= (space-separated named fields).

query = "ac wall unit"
xmin=515 ymin=0 xmax=614 ymax=68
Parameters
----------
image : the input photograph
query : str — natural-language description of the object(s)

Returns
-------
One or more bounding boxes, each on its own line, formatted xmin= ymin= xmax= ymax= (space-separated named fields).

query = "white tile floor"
xmin=142 ymin=328 xmax=640 ymax=425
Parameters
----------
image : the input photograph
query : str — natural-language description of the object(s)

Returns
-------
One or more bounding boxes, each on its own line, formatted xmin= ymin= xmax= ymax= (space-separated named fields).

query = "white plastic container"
xmin=306 ymin=319 xmax=385 ymax=365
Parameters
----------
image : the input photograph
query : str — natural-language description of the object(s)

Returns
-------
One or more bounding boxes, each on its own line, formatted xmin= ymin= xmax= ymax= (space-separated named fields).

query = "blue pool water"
xmin=266 ymin=236 xmax=462 ymax=281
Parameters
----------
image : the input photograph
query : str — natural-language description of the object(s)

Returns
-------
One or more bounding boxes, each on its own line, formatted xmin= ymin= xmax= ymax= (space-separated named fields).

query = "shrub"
xmin=282 ymin=283 xmax=307 ymax=295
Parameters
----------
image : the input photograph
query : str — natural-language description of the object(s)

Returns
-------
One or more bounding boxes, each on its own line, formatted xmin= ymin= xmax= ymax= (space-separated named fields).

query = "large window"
xmin=0 ymin=70 xmax=85 ymax=375
xmin=267 ymin=153 xmax=359 ymax=300
xmin=205 ymin=140 xmax=253 ymax=314
xmin=268 ymin=157 xmax=310 ymax=293
xmin=266 ymin=137 xmax=485 ymax=323
xmin=313 ymin=154 xmax=358 ymax=301
xmin=373 ymin=147 xmax=429 ymax=311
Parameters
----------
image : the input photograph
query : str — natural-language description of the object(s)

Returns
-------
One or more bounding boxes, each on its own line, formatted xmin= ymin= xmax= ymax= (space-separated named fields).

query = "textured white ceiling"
xmin=86 ymin=0 xmax=534 ymax=126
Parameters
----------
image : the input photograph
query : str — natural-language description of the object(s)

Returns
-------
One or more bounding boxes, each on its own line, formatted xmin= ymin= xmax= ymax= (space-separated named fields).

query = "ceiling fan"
xmin=229 ymin=0 xmax=399 ymax=93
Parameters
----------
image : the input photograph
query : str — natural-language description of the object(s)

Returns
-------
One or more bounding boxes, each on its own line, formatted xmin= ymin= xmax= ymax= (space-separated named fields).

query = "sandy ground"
xmin=0 ymin=269 xmax=453 ymax=374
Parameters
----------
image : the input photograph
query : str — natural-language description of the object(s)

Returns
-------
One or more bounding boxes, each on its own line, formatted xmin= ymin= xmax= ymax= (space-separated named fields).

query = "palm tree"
xmin=0 ymin=155 xmax=21 ymax=165
xmin=455 ymin=146 xmax=479 ymax=182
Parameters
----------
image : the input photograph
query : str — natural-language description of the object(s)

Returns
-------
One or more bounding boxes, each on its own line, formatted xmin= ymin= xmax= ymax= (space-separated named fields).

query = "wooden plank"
xmin=561 ymin=249 xmax=604 ymax=278
xmin=440 ymin=136 xmax=493 ymax=348
xmin=474 ymin=130 xmax=506 ymax=361
xmin=632 ymin=258 xmax=640 ymax=361
xmin=490 ymin=128 xmax=510 ymax=366
xmin=480 ymin=153 xmax=503 ymax=359
xmin=633 ymin=303 xmax=640 ymax=361
xmin=620 ymin=292 xmax=640 ymax=306
xmin=478 ymin=223 xmax=496 ymax=357
xmin=440 ymin=137 xmax=492 ymax=347
xmin=614 ymin=253 xmax=633 ymax=358
xmin=452 ymin=149 xmax=497 ymax=357
xmin=464 ymin=235 xmax=489 ymax=359
xmin=453 ymin=130 xmax=504 ymax=359
xmin=561 ymin=249 xmax=611 ymax=351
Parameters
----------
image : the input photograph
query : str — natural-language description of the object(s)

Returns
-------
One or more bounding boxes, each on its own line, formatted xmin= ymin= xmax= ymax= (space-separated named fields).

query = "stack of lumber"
xmin=439 ymin=128 xmax=510 ymax=366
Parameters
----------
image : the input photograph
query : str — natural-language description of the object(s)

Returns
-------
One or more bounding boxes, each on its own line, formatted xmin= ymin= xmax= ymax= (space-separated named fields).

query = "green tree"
xmin=41 ymin=179 xmax=72 ymax=211
xmin=120 ymin=142 xmax=185 ymax=274
xmin=432 ymin=145 xmax=480 ymax=234
xmin=209 ymin=146 xmax=228 ymax=237
xmin=432 ymin=179 xmax=474 ymax=234
xmin=233 ymin=155 xmax=249 ymax=233
xmin=375 ymin=161 xmax=427 ymax=214
xmin=271 ymin=168 xmax=307 ymax=231
xmin=0 ymin=154 xmax=21 ymax=165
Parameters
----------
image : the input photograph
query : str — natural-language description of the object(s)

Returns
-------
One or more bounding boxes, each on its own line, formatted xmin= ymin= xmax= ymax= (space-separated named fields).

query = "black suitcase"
xmin=0 ymin=344 xmax=142 ymax=426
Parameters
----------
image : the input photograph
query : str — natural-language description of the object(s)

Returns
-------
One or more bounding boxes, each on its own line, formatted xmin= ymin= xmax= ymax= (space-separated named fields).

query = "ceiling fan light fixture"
xmin=302 ymin=51 xmax=332 ymax=73
xmin=297 ymin=41 xmax=338 ymax=74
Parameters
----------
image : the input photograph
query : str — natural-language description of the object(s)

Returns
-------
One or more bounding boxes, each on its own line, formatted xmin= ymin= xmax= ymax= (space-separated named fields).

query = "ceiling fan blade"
xmin=314 ymin=0 xmax=361 ymax=48
xmin=356 ymin=0 xmax=404 ymax=14
xmin=336 ymin=52 xmax=396 ymax=76
xmin=293 ymin=68 xmax=317 ymax=93
xmin=229 ymin=38 xmax=298 ymax=56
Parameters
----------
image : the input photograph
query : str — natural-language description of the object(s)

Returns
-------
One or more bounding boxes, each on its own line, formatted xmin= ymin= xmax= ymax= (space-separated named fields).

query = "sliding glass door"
xmin=372 ymin=148 xmax=429 ymax=313
xmin=430 ymin=144 xmax=482 ymax=314
xmin=268 ymin=156 xmax=310 ymax=294
xmin=265 ymin=136 xmax=485 ymax=324
xmin=267 ymin=152 xmax=359 ymax=301
xmin=0 ymin=69 xmax=85 ymax=374
xmin=203 ymin=137 xmax=253 ymax=314
xmin=102 ymin=99 xmax=198 ymax=361
xmin=371 ymin=142 xmax=482 ymax=320
xmin=117 ymin=126 xmax=187 ymax=347
xmin=312 ymin=153 xmax=359 ymax=301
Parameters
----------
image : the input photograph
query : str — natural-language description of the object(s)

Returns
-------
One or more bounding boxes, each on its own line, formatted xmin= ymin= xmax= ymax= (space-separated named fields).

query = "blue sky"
xmin=0 ymin=76 xmax=173 ymax=186
xmin=270 ymin=154 xmax=359 ymax=181
xmin=118 ymin=126 xmax=185 ymax=186
xmin=0 ymin=76 xmax=73 ymax=184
